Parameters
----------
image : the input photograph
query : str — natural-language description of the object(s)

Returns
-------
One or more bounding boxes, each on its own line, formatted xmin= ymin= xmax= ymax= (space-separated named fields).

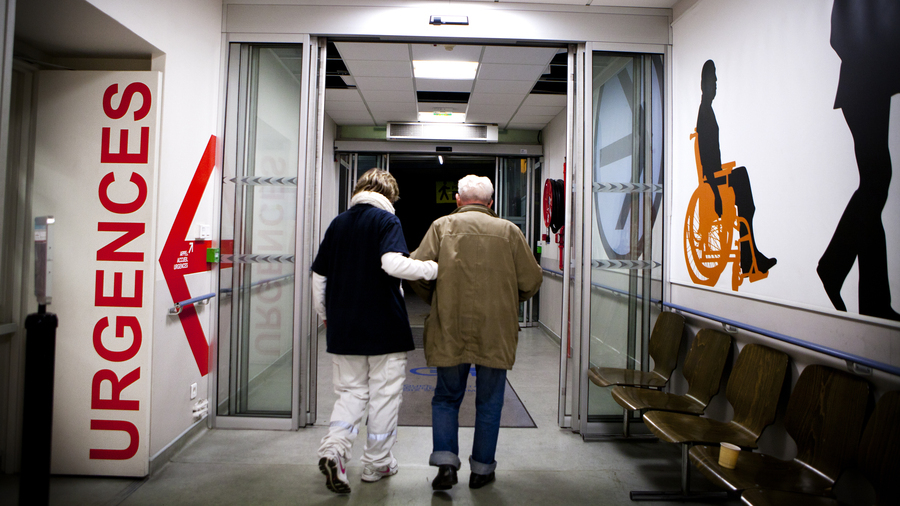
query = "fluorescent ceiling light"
xmin=413 ymin=60 xmax=478 ymax=80
xmin=438 ymin=155 xmax=444 ymax=165
xmin=418 ymin=111 xmax=466 ymax=123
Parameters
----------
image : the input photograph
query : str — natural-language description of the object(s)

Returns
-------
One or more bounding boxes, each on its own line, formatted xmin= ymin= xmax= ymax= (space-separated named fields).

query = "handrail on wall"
xmin=662 ymin=301 xmax=900 ymax=377
xmin=540 ymin=267 xmax=900 ymax=377
xmin=168 ymin=274 xmax=296 ymax=315
xmin=168 ymin=293 xmax=216 ymax=315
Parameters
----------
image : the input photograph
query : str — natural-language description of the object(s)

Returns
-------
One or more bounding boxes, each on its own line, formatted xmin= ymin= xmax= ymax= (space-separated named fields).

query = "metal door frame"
xmin=558 ymin=43 xmax=580 ymax=429
xmin=211 ymin=34 xmax=322 ymax=431
xmin=570 ymin=44 xmax=665 ymax=438
xmin=0 ymin=60 xmax=38 ymax=473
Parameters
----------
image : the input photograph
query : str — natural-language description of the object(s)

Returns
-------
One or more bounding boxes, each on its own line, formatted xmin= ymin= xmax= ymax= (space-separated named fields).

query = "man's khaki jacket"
xmin=410 ymin=204 xmax=542 ymax=370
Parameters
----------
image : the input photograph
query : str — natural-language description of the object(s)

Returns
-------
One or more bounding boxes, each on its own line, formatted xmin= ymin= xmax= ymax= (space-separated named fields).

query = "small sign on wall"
xmin=436 ymin=181 xmax=457 ymax=204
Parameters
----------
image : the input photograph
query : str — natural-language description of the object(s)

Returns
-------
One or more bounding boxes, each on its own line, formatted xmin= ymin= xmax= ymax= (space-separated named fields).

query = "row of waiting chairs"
xmin=587 ymin=311 xmax=899 ymax=505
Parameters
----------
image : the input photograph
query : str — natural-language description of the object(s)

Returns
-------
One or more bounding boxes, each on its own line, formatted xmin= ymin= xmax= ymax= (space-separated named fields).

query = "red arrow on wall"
xmin=159 ymin=135 xmax=216 ymax=376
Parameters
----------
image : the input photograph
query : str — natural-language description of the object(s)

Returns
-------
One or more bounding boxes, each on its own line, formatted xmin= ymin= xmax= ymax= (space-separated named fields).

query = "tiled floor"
xmin=0 ymin=326 xmax=738 ymax=505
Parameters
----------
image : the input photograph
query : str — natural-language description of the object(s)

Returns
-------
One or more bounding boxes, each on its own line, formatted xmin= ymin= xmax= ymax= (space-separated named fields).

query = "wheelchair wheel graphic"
xmin=684 ymin=185 xmax=731 ymax=286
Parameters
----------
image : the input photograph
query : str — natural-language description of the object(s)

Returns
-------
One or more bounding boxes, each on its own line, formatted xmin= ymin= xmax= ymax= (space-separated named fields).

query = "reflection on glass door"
xmin=497 ymin=157 xmax=539 ymax=326
xmin=218 ymin=45 xmax=305 ymax=419
xmin=498 ymin=158 xmax=529 ymax=234
xmin=337 ymin=153 xmax=387 ymax=213
xmin=585 ymin=52 xmax=665 ymax=425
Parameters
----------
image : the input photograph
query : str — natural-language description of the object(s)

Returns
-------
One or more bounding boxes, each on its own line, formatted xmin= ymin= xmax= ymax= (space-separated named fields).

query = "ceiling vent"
xmin=386 ymin=122 xmax=498 ymax=143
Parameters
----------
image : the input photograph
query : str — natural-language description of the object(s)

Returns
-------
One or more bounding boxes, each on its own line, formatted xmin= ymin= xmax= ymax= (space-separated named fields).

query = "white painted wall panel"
xmin=34 ymin=70 xmax=161 ymax=477
xmin=670 ymin=0 xmax=899 ymax=397
xmin=539 ymin=108 xmax=568 ymax=338
xmin=85 ymin=0 xmax=224 ymax=458
xmin=225 ymin=3 xmax=670 ymax=47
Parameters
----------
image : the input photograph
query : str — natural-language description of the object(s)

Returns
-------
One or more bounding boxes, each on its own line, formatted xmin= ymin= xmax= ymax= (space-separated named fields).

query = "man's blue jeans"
xmin=429 ymin=364 xmax=506 ymax=475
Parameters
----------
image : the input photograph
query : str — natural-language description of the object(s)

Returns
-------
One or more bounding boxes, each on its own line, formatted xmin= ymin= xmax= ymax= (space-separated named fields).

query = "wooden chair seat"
xmin=740 ymin=489 xmax=839 ymax=506
xmin=588 ymin=368 xmax=667 ymax=388
xmin=588 ymin=311 xmax=685 ymax=389
xmin=642 ymin=343 xmax=789 ymax=449
xmin=643 ymin=410 xmax=759 ymax=449
xmin=628 ymin=343 xmax=788 ymax=501
xmin=611 ymin=328 xmax=731 ymax=415
xmin=855 ymin=390 xmax=900 ymax=505
xmin=690 ymin=445 xmax=834 ymax=494
xmin=739 ymin=390 xmax=900 ymax=506
xmin=688 ymin=365 xmax=870 ymax=498
xmin=611 ymin=386 xmax=707 ymax=414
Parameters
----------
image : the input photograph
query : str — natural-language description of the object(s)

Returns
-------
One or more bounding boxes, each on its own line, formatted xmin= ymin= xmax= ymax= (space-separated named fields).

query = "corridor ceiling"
xmin=15 ymin=0 xmax=679 ymax=131
xmin=323 ymin=42 xmax=567 ymax=130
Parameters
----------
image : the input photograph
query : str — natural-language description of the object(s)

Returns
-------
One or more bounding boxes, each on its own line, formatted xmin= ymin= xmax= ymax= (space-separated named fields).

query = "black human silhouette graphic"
xmin=817 ymin=0 xmax=900 ymax=321
xmin=697 ymin=60 xmax=776 ymax=276
xmin=438 ymin=182 xmax=454 ymax=201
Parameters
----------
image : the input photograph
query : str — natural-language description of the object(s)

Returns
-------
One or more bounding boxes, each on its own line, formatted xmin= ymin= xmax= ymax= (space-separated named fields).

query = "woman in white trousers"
xmin=311 ymin=169 xmax=437 ymax=494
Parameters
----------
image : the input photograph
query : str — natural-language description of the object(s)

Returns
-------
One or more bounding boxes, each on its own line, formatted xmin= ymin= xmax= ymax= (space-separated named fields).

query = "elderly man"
xmin=410 ymin=175 xmax=542 ymax=491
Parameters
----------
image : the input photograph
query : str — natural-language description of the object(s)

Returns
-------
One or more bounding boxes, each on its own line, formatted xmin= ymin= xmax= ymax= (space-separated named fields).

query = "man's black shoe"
xmin=432 ymin=465 xmax=458 ymax=491
xmin=468 ymin=471 xmax=495 ymax=489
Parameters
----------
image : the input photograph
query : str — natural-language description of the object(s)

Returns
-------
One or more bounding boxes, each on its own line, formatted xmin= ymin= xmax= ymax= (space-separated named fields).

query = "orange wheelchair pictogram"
xmin=684 ymin=131 xmax=769 ymax=291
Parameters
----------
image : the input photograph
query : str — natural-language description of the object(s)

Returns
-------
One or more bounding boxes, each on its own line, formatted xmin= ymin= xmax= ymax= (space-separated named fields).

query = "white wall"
xmin=539 ymin=108 xmax=568 ymax=339
xmin=225 ymin=1 xmax=670 ymax=49
xmin=86 ymin=0 xmax=223 ymax=457
xmin=33 ymin=70 xmax=165 ymax=476
xmin=669 ymin=0 xmax=900 ymax=459
xmin=670 ymin=0 xmax=899 ymax=373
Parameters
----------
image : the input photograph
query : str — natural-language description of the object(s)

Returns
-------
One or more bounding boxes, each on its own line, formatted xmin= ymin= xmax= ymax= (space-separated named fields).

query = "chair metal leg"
xmin=623 ymin=409 xmax=631 ymax=437
xmin=629 ymin=443 xmax=730 ymax=502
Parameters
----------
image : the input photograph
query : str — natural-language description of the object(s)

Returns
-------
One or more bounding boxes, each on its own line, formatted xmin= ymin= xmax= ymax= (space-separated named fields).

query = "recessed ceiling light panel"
xmin=418 ymin=111 xmax=467 ymax=123
xmin=413 ymin=60 xmax=478 ymax=80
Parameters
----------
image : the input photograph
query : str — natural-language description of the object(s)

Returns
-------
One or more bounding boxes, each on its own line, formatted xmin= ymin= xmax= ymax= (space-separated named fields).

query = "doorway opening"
xmin=222 ymin=38 xmax=570 ymax=430
xmin=390 ymin=154 xmax=497 ymax=342
xmin=390 ymin=154 xmax=495 ymax=251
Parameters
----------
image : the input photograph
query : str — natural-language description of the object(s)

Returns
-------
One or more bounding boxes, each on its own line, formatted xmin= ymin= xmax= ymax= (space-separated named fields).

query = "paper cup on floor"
xmin=718 ymin=442 xmax=740 ymax=469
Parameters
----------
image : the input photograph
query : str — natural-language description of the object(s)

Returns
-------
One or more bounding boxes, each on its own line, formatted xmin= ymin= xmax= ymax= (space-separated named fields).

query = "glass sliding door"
xmin=497 ymin=157 xmax=539 ymax=326
xmin=579 ymin=49 xmax=665 ymax=435
xmin=337 ymin=153 xmax=387 ymax=213
xmin=497 ymin=157 xmax=529 ymax=235
xmin=337 ymin=153 xmax=352 ymax=212
xmin=215 ymin=39 xmax=321 ymax=429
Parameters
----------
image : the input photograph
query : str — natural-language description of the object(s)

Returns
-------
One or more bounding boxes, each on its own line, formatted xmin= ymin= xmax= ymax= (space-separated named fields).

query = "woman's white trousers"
xmin=317 ymin=352 xmax=407 ymax=467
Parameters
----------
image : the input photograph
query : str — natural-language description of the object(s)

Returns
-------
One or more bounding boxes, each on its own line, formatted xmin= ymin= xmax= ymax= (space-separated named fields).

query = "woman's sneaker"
xmin=319 ymin=451 xmax=351 ymax=494
xmin=361 ymin=458 xmax=399 ymax=483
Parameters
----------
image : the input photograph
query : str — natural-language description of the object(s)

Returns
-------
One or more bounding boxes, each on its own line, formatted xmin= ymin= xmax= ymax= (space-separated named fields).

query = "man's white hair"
xmin=457 ymin=175 xmax=493 ymax=204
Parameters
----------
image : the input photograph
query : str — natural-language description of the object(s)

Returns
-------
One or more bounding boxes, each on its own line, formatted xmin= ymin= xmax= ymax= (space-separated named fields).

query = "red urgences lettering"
xmin=90 ymin=81 xmax=151 ymax=461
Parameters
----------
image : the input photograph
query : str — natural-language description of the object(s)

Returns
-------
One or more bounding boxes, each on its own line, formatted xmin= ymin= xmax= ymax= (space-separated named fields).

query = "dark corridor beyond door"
xmin=390 ymin=154 xmax=495 ymax=251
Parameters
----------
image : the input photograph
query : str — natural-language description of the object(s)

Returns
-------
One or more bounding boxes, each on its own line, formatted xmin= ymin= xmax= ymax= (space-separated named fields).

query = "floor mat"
xmin=397 ymin=348 xmax=537 ymax=428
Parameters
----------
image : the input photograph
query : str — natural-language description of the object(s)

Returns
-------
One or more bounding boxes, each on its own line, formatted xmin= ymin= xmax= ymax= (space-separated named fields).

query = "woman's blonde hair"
xmin=353 ymin=168 xmax=400 ymax=203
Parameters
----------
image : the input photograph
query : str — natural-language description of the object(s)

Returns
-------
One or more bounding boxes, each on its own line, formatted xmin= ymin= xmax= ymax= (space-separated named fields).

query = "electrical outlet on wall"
xmin=190 ymin=383 xmax=198 ymax=400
